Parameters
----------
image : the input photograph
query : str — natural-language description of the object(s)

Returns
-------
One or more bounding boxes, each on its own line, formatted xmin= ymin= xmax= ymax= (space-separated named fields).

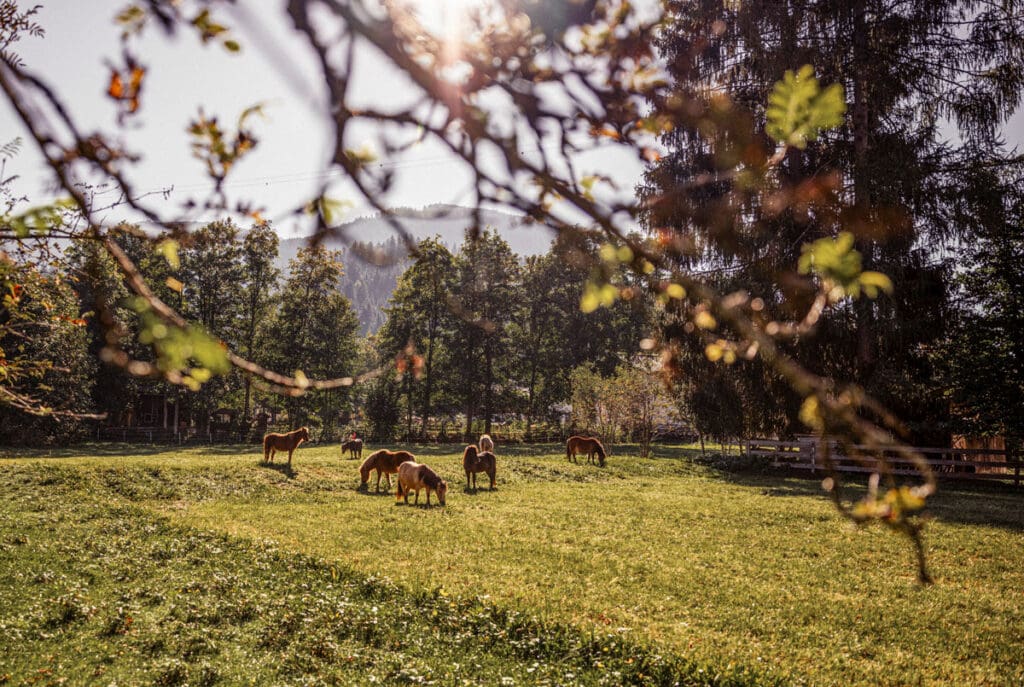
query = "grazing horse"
xmin=566 ymin=435 xmax=606 ymax=467
xmin=263 ymin=427 xmax=310 ymax=466
xmin=478 ymin=434 xmax=494 ymax=453
xmin=359 ymin=449 xmax=415 ymax=492
xmin=341 ymin=438 xmax=364 ymax=460
xmin=462 ymin=444 xmax=497 ymax=491
xmin=396 ymin=461 xmax=447 ymax=506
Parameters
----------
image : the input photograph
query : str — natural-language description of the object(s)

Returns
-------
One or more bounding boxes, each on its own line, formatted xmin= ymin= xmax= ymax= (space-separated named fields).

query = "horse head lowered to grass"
xmin=396 ymin=460 xmax=447 ymax=506
xmin=566 ymin=435 xmax=606 ymax=467
xmin=359 ymin=449 xmax=415 ymax=492
xmin=341 ymin=437 xmax=363 ymax=460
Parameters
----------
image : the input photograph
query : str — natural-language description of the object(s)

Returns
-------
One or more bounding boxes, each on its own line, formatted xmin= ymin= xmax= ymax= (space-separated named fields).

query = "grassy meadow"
xmin=1 ymin=442 xmax=1022 ymax=686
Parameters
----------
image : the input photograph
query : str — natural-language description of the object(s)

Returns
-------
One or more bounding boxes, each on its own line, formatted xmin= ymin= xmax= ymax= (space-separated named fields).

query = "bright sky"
xmin=2 ymin=1 xmax=1022 ymax=238
xmin=0 ymin=1 xmax=648 ymax=237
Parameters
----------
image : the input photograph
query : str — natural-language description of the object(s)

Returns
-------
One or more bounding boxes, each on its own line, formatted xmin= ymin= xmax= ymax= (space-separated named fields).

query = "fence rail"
xmin=94 ymin=426 xmax=258 ymax=444
xmin=745 ymin=438 xmax=1022 ymax=486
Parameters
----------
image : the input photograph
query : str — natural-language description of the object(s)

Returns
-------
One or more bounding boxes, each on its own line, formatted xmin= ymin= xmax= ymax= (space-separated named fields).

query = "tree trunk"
xmin=405 ymin=373 xmax=413 ymax=441
xmin=483 ymin=345 xmax=494 ymax=435
xmin=525 ymin=364 xmax=537 ymax=442
xmin=243 ymin=378 xmax=252 ymax=425
xmin=851 ymin=0 xmax=877 ymax=379
xmin=420 ymin=324 xmax=436 ymax=440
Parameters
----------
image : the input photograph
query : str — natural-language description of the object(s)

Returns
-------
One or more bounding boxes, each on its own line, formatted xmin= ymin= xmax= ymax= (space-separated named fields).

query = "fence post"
xmin=1013 ymin=442 xmax=1020 ymax=488
xmin=804 ymin=439 xmax=817 ymax=475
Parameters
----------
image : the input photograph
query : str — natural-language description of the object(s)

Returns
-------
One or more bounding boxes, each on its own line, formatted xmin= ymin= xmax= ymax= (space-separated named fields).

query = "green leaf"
xmin=311 ymin=196 xmax=353 ymax=225
xmin=156 ymin=239 xmax=180 ymax=270
xmin=859 ymin=270 xmax=894 ymax=298
xmin=798 ymin=233 xmax=894 ymax=301
xmin=766 ymin=65 xmax=846 ymax=148
xmin=799 ymin=231 xmax=862 ymax=290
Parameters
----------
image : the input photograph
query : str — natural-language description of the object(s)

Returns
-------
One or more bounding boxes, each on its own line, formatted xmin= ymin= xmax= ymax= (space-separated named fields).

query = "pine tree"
xmin=644 ymin=0 xmax=1024 ymax=441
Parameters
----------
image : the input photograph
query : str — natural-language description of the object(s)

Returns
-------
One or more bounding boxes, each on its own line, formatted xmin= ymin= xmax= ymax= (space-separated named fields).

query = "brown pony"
xmin=263 ymin=427 xmax=309 ymax=466
xmin=341 ymin=438 xmax=364 ymax=460
xmin=396 ymin=460 xmax=447 ymax=506
xmin=478 ymin=434 xmax=494 ymax=452
xmin=462 ymin=444 xmax=497 ymax=491
xmin=359 ymin=449 xmax=415 ymax=492
xmin=566 ymin=435 xmax=606 ymax=467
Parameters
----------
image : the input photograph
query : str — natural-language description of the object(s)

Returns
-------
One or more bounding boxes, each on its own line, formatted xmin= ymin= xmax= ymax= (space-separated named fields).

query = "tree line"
xmin=2 ymin=199 xmax=1019 ymax=449
xmin=0 ymin=215 xmax=678 ymax=445
xmin=2 ymin=0 xmax=1022 ymax=456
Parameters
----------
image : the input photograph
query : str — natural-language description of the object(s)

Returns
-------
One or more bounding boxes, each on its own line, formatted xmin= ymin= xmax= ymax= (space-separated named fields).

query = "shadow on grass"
xmin=258 ymin=461 xmax=296 ymax=479
xmin=718 ymin=467 xmax=1024 ymax=532
xmin=462 ymin=484 xmax=498 ymax=495
xmin=0 ymin=441 xmax=259 ymax=460
xmin=394 ymin=500 xmax=445 ymax=509
xmin=356 ymin=485 xmax=395 ymax=497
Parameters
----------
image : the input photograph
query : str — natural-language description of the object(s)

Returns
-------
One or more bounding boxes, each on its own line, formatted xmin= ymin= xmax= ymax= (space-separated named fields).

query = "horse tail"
xmin=462 ymin=444 xmax=478 ymax=468
xmin=263 ymin=435 xmax=271 ymax=461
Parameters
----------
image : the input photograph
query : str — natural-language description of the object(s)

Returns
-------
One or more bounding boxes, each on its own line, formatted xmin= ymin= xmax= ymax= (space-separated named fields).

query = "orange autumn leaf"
xmin=107 ymin=65 xmax=145 ymax=113
xmin=107 ymin=71 xmax=124 ymax=99
xmin=589 ymin=126 xmax=621 ymax=141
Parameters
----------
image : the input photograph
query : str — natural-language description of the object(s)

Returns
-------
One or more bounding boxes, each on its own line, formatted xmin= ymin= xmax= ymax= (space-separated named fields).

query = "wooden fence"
xmin=95 ymin=426 xmax=256 ymax=444
xmin=745 ymin=438 xmax=1022 ymax=486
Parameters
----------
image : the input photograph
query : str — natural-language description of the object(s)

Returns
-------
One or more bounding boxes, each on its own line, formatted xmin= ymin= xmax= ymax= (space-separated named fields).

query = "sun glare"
xmin=405 ymin=0 xmax=493 ymax=37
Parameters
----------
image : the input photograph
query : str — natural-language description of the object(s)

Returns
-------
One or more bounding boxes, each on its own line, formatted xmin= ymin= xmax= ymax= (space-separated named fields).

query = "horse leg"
xmin=375 ymin=471 xmax=381 ymax=492
xmin=489 ymin=469 xmax=495 ymax=490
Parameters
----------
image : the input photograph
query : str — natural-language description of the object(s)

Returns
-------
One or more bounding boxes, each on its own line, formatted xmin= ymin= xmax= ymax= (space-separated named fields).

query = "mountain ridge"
xmin=275 ymin=204 xmax=557 ymax=334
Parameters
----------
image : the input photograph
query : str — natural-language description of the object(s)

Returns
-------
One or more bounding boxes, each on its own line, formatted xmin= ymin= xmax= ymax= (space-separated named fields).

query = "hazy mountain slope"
xmin=276 ymin=205 xmax=556 ymax=334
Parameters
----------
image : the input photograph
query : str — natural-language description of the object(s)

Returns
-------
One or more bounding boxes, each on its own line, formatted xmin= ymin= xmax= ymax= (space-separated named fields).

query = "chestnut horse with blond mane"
xmin=359 ymin=449 xmax=415 ymax=492
xmin=566 ymin=435 xmax=606 ymax=467
xmin=462 ymin=444 xmax=496 ymax=491
xmin=263 ymin=427 xmax=310 ymax=466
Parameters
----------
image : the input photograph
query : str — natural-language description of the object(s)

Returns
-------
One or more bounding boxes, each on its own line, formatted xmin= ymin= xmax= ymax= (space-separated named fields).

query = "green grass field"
xmin=1 ymin=442 xmax=1022 ymax=686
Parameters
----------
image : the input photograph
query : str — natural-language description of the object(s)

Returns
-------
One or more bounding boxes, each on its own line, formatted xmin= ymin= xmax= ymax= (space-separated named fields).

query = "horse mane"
xmin=421 ymin=465 xmax=444 ymax=490
xmin=359 ymin=450 xmax=382 ymax=479
xmin=592 ymin=439 xmax=606 ymax=458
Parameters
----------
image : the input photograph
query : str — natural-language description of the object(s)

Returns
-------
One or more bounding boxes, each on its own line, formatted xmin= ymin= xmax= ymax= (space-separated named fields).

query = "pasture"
xmin=1 ymin=443 xmax=1022 ymax=686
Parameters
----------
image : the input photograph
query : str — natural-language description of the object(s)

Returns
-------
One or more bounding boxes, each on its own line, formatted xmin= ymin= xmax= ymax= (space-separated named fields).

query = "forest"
xmin=0 ymin=0 xmax=1021 ymax=476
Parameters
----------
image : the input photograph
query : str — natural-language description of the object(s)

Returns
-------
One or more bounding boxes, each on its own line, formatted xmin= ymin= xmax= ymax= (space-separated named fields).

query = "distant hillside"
xmin=277 ymin=205 xmax=556 ymax=335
